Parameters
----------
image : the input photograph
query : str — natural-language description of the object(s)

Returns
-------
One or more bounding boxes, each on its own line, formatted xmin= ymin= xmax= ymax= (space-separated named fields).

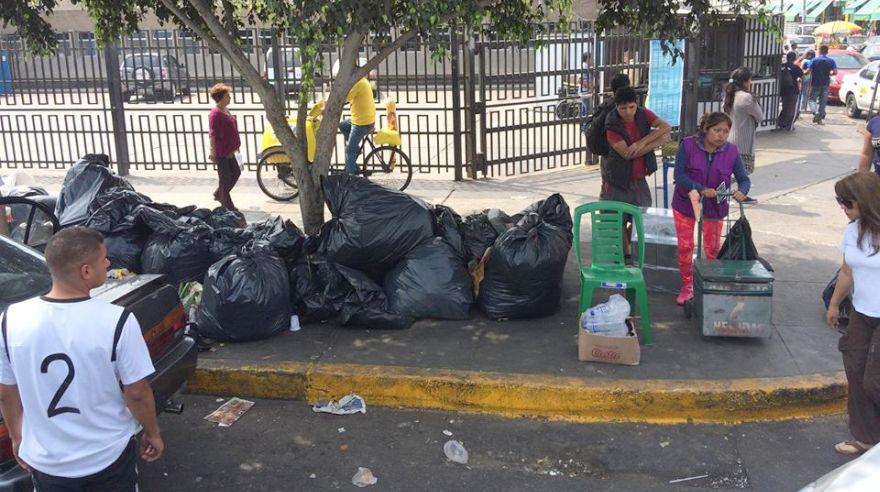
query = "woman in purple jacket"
xmin=672 ymin=112 xmax=751 ymax=305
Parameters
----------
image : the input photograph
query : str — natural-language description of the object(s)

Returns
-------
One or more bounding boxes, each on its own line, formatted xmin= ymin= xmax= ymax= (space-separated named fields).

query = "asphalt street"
xmin=140 ymin=394 xmax=853 ymax=491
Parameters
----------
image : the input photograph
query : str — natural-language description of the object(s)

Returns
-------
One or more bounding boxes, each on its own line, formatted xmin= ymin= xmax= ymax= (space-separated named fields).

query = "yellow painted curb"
xmin=188 ymin=359 xmax=846 ymax=424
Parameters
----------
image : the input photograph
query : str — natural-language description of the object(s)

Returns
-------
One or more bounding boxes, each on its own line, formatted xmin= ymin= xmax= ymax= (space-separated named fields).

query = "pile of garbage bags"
xmin=57 ymin=159 xmax=572 ymax=342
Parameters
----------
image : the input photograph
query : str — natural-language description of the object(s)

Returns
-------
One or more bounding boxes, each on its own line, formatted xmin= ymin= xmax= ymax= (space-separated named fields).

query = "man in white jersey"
xmin=0 ymin=226 xmax=163 ymax=490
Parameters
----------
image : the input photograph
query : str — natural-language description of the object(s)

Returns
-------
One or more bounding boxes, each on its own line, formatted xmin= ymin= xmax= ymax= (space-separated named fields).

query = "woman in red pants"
xmin=671 ymin=112 xmax=751 ymax=305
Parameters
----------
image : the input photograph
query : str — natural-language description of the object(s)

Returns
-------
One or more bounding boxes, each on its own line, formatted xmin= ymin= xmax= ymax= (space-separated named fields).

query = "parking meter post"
xmin=104 ymin=43 xmax=131 ymax=176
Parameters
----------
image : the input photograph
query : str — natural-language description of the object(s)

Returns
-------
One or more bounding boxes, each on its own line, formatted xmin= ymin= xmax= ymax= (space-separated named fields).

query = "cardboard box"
xmin=577 ymin=317 xmax=641 ymax=365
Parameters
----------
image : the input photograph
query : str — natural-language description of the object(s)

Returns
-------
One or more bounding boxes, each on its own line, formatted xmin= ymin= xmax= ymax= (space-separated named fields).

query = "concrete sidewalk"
xmin=15 ymin=107 xmax=865 ymax=424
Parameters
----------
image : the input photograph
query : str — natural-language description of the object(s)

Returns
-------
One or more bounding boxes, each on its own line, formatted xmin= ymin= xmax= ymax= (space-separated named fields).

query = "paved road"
xmin=140 ymin=394 xmax=852 ymax=491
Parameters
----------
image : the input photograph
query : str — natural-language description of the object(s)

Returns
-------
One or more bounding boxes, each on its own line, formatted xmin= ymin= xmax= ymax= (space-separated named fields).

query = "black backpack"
xmin=586 ymin=101 xmax=614 ymax=156
xmin=780 ymin=65 xmax=795 ymax=91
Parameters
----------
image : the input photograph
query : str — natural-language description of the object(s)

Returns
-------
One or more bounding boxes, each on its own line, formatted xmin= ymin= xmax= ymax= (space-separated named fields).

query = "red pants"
xmin=674 ymin=210 xmax=723 ymax=289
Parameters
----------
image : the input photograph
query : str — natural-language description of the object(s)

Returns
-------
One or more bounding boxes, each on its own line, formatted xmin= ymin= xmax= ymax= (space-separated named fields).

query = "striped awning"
xmin=844 ymin=0 xmax=874 ymax=14
xmin=778 ymin=0 xmax=837 ymax=21
xmin=853 ymin=0 xmax=880 ymax=20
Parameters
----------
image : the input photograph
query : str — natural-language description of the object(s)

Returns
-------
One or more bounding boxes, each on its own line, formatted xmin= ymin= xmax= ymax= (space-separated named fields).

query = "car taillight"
xmin=173 ymin=319 xmax=185 ymax=333
xmin=0 ymin=424 xmax=15 ymax=463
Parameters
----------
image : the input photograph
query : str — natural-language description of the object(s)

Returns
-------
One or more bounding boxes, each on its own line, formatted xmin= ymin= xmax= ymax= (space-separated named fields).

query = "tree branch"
xmin=353 ymin=29 xmax=418 ymax=82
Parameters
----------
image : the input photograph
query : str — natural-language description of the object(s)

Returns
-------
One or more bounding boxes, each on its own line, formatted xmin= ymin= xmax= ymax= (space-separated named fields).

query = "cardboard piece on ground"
xmin=578 ymin=317 xmax=641 ymax=365
xmin=204 ymin=397 xmax=255 ymax=427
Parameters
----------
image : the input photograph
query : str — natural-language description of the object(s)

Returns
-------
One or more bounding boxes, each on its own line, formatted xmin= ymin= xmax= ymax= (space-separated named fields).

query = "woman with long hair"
xmin=827 ymin=171 xmax=880 ymax=455
xmin=723 ymin=67 xmax=763 ymax=190
xmin=671 ymin=112 xmax=750 ymax=305
xmin=798 ymin=49 xmax=816 ymax=115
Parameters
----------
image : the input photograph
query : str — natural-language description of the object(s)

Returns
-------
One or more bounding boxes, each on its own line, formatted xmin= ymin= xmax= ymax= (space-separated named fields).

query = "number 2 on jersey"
xmin=40 ymin=353 xmax=80 ymax=418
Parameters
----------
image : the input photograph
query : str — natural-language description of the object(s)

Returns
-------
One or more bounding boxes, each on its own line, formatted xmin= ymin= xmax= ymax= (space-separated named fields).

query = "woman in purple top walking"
xmin=671 ymin=112 xmax=751 ymax=305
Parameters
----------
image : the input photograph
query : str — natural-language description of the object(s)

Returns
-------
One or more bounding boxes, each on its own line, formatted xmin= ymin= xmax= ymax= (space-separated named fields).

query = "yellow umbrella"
xmin=813 ymin=21 xmax=863 ymax=36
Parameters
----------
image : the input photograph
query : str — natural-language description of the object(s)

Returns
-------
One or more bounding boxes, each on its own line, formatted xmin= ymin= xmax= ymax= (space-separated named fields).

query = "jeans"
xmin=811 ymin=85 xmax=830 ymax=121
xmin=339 ymin=120 xmax=374 ymax=175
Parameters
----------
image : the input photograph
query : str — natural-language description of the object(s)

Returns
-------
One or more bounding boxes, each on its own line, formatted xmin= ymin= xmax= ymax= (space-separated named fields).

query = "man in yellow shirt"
xmin=339 ymin=77 xmax=376 ymax=174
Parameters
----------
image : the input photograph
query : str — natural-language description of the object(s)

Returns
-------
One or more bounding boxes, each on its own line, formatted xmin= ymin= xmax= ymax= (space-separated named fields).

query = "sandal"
xmin=834 ymin=440 xmax=874 ymax=455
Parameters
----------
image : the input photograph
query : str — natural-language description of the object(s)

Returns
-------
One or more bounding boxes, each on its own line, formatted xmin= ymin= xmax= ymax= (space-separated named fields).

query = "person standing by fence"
xmin=208 ymin=83 xmax=242 ymax=211
xmin=724 ymin=67 xmax=762 ymax=204
xmin=777 ymin=51 xmax=803 ymax=131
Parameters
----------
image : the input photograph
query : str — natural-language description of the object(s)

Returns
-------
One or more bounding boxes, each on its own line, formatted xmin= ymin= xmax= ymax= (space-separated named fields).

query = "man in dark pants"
xmin=777 ymin=51 xmax=804 ymax=131
xmin=805 ymin=45 xmax=837 ymax=125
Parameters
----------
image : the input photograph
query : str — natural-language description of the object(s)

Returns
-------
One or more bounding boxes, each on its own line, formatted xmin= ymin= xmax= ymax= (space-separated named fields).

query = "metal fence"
xmin=0 ymin=20 xmax=782 ymax=178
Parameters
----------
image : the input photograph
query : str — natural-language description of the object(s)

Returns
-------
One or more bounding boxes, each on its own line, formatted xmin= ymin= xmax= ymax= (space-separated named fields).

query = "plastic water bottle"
xmin=582 ymin=295 xmax=630 ymax=336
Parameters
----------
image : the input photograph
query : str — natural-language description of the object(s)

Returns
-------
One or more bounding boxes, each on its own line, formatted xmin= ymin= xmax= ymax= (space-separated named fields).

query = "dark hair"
xmin=723 ymin=66 xmax=752 ymax=114
xmin=614 ymin=86 xmax=638 ymax=106
xmin=210 ymin=83 xmax=231 ymax=103
xmin=610 ymin=73 xmax=631 ymax=93
xmin=581 ymin=52 xmax=592 ymax=64
xmin=806 ymin=49 xmax=816 ymax=59
xmin=698 ymin=112 xmax=732 ymax=134
xmin=786 ymin=51 xmax=797 ymax=62
xmin=835 ymin=172 xmax=880 ymax=255
xmin=44 ymin=227 xmax=104 ymax=280
xmin=790 ymin=42 xmax=798 ymax=49
xmin=819 ymin=44 xmax=829 ymax=55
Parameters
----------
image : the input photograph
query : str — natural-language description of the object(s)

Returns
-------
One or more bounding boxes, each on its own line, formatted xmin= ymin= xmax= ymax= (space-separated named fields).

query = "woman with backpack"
xmin=672 ymin=112 xmax=751 ymax=305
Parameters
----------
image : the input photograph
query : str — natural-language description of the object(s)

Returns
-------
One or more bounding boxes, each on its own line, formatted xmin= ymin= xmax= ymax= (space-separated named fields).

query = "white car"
xmin=839 ymin=60 xmax=880 ymax=118
xmin=799 ymin=444 xmax=880 ymax=491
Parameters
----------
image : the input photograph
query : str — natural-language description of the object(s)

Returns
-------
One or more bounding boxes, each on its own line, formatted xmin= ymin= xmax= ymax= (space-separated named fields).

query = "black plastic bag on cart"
xmin=477 ymin=211 xmax=573 ymax=320
xmin=384 ymin=238 xmax=473 ymax=320
xmin=209 ymin=228 xmax=255 ymax=262
xmin=248 ymin=216 xmax=305 ymax=264
xmin=197 ymin=244 xmax=291 ymax=342
xmin=717 ymin=216 xmax=775 ymax=272
xmin=317 ymin=174 xmax=434 ymax=273
xmin=822 ymin=270 xmax=853 ymax=326
xmin=55 ymin=155 xmax=132 ymax=227
xmin=141 ymin=225 xmax=213 ymax=285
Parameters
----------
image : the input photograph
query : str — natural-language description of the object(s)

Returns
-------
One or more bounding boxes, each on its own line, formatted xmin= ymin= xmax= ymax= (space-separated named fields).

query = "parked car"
xmin=784 ymin=35 xmax=816 ymax=57
xmin=0 ymin=197 xmax=198 ymax=491
xmin=846 ymin=34 xmax=868 ymax=52
xmin=794 ymin=24 xmax=820 ymax=36
xmin=839 ymin=60 xmax=880 ymax=118
xmin=264 ymin=47 xmax=313 ymax=94
xmin=862 ymin=43 xmax=880 ymax=61
xmin=801 ymin=49 xmax=869 ymax=103
xmin=120 ymin=53 xmax=192 ymax=102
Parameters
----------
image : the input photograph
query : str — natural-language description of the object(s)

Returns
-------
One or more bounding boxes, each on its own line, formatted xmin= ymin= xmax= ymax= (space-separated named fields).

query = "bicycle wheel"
xmin=363 ymin=145 xmax=413 ymax=192
xmin=256 ymin=148 xmax=299 ymax=201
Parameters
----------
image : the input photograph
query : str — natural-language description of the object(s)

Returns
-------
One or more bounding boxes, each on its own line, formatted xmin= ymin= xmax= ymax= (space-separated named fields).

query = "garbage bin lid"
xmin=694 ymin=259 xmax=773 ymax=283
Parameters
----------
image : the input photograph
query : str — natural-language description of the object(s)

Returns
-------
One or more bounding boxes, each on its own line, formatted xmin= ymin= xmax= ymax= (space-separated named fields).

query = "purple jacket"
xmin=672 ymin=135 xmax=750 ymax=220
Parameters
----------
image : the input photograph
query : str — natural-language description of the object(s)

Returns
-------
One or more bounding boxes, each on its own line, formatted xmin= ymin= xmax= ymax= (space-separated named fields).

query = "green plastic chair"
xmin=573 ymin=201 xmax=653 ymax=345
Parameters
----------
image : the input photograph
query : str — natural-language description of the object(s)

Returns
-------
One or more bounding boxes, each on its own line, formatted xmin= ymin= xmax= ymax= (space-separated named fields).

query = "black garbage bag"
xmin=521 ymin=193 xmax=573 ymax=230
xmin=209 ymin=207 xmax=245 ymax=229
xmin=384 ymin=238 xmax=473 ymax=320
xmin=290 ymin=257 xmax=349 ymax=322
xmin=197 ymin=244 xmax=291 ymax=342
xmin=433 ymin=205 xmax=465 ymax=258
xmin=336 ymin=264 xmax=414 ymax=330
xmin=7 ymin=185 xmax=47 ymax=198
xmin=290 ymin=256 xmax=413 ymax=329
xmin=317 ymin=174 xmax=434 ymax=273
xmin=55 ymin=155 xmax=132 ymax=227
xmin=460 ymin=212 xmax=499 ymax=262
xmin=103 ymin=231 xmax=147 ymax=272
xmin=477 ymin=213 xmax=573 ymax=320
xmin=84 ymin=189 xmax=151 ymax=234
xmin=209 ymin=227 xmax=255 ymax=262
xmin=185 ymin=208 xmax=213 ymax=222
xmin=141 ymin=225 xmax=212 ymax=284
xmin=822 ymin=270 xmax=852 ymax=326
xmin=133 ymin=205 xmax=180 ymax=235
xmin=247 ymin=216 xmax=305 ymax=265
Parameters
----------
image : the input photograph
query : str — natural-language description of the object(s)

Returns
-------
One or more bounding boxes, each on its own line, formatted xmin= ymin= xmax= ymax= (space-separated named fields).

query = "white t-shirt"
xmin=0 ymin=296 xmax=154 ymax=478
xmin=841 ymin=220 xmax=880 ymax=317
